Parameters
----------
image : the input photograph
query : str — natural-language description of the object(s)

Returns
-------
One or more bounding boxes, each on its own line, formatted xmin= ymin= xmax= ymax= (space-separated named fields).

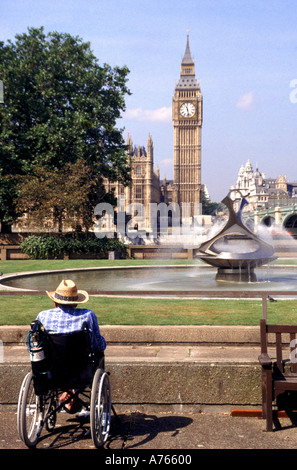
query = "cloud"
xmin=236 ymin=91 xmax=254 ymax=110
xmin=124 ymin=107 xmax=171 ymax=122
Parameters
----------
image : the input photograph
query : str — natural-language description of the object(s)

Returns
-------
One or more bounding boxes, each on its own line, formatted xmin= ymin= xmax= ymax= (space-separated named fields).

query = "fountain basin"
xmin=1 ymin=264 xmax=297 ymax=296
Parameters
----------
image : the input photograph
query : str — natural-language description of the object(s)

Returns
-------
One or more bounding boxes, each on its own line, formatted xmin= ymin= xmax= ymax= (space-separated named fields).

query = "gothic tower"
xmin=172 ymin=32 xmax=203 ymax=218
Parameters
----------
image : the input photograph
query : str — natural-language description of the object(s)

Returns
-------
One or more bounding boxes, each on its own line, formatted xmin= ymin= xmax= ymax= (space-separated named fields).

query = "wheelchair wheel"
xmin=17 ymin=372 xmax=44 ymax=448
xmin=90 ymin=369 xmax=111 ymax=448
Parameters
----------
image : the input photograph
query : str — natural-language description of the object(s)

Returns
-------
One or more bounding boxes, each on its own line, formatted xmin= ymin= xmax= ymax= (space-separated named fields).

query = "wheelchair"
xmin=17 ymin=320 xmax=113 ymax=448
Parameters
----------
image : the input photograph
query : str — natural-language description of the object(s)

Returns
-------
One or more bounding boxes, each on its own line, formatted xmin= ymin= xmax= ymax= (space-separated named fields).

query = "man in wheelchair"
xmin=17 ymin=279 xmax=111 ymax=448
xmin=38 ymin=279 xmax=106 ymax=352
xmin=36 ymin=279 xmax=106 ymax=412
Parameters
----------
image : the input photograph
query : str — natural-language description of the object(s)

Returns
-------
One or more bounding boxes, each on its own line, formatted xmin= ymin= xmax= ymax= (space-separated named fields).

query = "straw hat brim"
xmin=46 ymin=290 xmax=89 ymax=304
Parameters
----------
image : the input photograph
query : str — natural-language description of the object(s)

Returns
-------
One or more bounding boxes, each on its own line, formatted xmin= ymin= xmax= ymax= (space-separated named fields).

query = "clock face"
xmin=180 ymin=102 xmax=195 ymax=118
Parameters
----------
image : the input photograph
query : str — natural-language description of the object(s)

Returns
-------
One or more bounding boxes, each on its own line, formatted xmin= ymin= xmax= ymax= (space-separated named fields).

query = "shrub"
xmin=20 ymin=235 xmax=127 ymax=259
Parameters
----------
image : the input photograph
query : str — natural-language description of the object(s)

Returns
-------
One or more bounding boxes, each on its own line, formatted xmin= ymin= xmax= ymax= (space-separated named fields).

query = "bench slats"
xmin=276 ymin=332 xmax=283 ymax=371
xmin=259 ymin=319 xmax=297 ymax=431
xmin=267 ymin=325 xmax=297 ymax=334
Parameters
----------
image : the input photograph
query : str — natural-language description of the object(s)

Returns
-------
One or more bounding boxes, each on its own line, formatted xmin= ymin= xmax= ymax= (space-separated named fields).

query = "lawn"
xmin=1 ymin=294 xmax=297 ymax=326
xmin=0 ymin=258 xmax=196 ymax=275
xmin=1 ymin=258 xmax=297 ymax=326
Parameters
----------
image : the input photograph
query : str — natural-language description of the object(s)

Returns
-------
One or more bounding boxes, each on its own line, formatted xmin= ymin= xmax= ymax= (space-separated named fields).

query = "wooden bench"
xmin=259 ymin=318 xmax=297 ymax=431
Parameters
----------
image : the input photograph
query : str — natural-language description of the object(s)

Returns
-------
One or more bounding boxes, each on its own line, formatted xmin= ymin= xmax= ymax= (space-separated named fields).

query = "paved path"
xmin=2 ymin=405 xmax=297 ymax=451
xmin=3 ymin=343 xmax=263 ymax=364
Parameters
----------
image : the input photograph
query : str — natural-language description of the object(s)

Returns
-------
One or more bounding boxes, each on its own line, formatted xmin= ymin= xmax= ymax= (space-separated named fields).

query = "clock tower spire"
xmin=172 ymin=31 xmax=203 ymax=219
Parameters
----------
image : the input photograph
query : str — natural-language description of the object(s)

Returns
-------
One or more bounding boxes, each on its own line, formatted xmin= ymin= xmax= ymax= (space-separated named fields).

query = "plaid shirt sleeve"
xmin=87 ymin=310 xmax=107 ymax=351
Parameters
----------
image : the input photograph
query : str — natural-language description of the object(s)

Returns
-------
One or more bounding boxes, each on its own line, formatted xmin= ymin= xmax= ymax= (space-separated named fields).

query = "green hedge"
xmin=20 ymin=235 xmax=127 ymax=260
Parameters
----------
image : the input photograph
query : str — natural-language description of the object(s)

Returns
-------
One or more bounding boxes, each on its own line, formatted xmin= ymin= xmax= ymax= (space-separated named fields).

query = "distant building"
xmin=103 ymin=133 xmax=161 ymax=234
xmin=172 ymin=31 xmax=203 ymax=218
xmin=232 ymin=160 xmax=297 ymax=211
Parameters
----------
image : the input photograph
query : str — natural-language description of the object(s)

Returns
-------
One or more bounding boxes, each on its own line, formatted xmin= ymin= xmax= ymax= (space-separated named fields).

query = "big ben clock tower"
xmin=172 ymin=31 xmax=203 ymax=218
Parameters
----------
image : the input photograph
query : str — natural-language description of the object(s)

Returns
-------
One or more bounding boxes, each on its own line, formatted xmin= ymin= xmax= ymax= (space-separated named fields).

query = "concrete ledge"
xmin=0 ymin=326 xmax=263 ymax=409
xmin=0 ymin=362 xmax=262 ymax=408
xmin=101 ymin=325 xmax=261 ymax=345
xmin=108 ymin=362 xmax=261 ymax=407
xmin=0 ymin=325 xmax=260 ymax=345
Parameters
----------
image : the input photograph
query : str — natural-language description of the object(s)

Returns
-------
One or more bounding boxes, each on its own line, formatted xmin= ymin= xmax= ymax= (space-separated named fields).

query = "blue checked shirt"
xmin=37 ymin=306 xmax=106 ymax=352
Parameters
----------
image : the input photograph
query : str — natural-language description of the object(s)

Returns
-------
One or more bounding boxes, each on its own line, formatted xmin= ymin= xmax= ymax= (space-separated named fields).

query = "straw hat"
xmin=46 ymin=279 xmax=89 ymax=305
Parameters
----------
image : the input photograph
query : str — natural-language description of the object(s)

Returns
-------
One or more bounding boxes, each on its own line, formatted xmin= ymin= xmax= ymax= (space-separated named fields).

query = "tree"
xmin=15 ymin=159 xmax=100 ymax=232
xmin=201 ymin=190 xmax=224 ymax=215
xmin=0 ymin=27 xmax=131 ymax=232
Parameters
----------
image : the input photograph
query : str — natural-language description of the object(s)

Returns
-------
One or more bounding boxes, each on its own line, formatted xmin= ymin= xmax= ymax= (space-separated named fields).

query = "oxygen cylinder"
xmin=30 ymin=332 xmax=45 ymax=363
xmin=29 ymin=324 xmax=49 ymax=375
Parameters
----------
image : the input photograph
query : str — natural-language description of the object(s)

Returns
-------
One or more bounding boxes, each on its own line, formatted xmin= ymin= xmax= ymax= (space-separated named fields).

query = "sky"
xmin=1 ymin=0 xmax=297 ymax=202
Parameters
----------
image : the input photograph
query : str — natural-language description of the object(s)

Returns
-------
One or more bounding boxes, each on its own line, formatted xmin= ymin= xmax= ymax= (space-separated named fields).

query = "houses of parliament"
xmin=104 ymin=33 xmax=204 ymax=234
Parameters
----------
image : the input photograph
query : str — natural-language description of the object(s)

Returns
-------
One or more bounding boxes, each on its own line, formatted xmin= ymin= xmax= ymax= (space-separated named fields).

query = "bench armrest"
xmin=258 ymin=353 xmax=272 ymax=368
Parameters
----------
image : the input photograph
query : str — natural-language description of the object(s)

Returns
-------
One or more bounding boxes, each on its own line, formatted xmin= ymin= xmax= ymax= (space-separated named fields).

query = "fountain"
xmin=195 ymin=192 xmax=277 ymax=282
xmin=2 ymin=192 xmax=297 ymax=297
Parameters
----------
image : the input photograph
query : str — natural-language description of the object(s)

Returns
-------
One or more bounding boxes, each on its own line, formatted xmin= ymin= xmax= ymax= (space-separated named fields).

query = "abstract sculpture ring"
xmin=195 ymin=192 xmax=277 ymax=282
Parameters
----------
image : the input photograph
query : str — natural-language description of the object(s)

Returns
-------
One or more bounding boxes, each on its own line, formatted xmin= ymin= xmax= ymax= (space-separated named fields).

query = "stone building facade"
xmin=232 ymin=159 xmax=297 ymax=211
xmin=104 ymin=133 xmax=161 ymax=234
xmin=172 ymin=32 xmax=203 ymax=218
